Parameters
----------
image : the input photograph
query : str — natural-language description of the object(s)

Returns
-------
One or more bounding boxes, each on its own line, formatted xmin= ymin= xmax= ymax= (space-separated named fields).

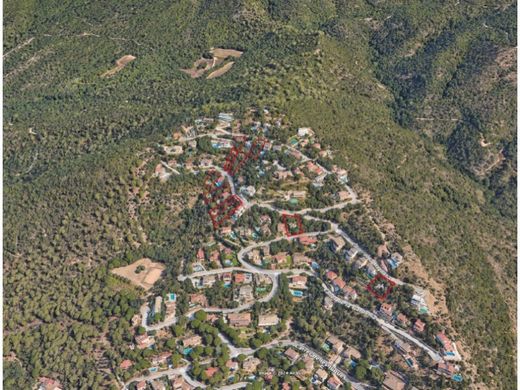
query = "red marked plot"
xmin=247 ymin=137 xmax=267 ymax=161
xmin=203 ymin=170 xmax=227 ymax=204
xmin=209 ymin=194 xmax=243 ymax=228
xmin=281 ymin=214 xmax=304 ymax=237
xmin=366 ymin=273 xmax=395 ymax=301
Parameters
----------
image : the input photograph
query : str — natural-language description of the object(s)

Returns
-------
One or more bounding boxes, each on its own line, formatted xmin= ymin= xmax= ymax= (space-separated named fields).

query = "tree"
xmin=355 ymin=365 xmax=367 ymax=380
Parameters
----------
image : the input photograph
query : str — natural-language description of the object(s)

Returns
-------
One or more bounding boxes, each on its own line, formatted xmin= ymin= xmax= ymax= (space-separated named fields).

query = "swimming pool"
xmin=290 ymin=290 xmax=303 ymax=297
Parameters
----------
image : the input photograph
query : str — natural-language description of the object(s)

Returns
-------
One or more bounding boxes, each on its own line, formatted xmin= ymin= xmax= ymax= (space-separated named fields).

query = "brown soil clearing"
xmin=111 ymin=258 xmax=165 ymax=290
xmin=102 ymin=55 xmax=136 ymax=77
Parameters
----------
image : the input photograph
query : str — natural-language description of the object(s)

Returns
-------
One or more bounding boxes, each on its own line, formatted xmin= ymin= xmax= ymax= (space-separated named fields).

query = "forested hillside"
xmin=4 ymin=0 xmax=516 ymax=389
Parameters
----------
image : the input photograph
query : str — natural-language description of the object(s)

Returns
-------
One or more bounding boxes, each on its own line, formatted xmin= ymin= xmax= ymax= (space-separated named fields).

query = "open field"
xmin=111 ymin=258 xmax=165 ymax=290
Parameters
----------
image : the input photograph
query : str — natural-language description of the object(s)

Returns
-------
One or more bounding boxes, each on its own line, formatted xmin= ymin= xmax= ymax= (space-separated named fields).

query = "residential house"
xmin=329 ymin=235 xmax=346 ymax=252
xmin=332 ymin=278 xmax=346 ymax=292
xmin=342 ymin=286 xmax=358 ymax=300
xmin=383 ymin=371 xmax=406 ymax=390
xmin=239 ymin=285 xmax=254 ymax=302
xmin=204 ymin=367 xmax=218 ymax=379
xmin=275 ymin=170 xmax=293 ymax=180
xmin=314 ymin=368 xmax=328 ymax=383
xmin=136 ymin=381 xmax=147 ymax=390
xmin=255 ymin=273 xmax=271 ymax=285
xmin=305 ymin=161 xmax=323 ymax=176
xmin=242 ymin=356 xmax=261 ymax=373
xmin=297 ymin=127 xmax=314 ymax=137
xmin=327 ymin=375 xmax=342 ymax=390
xmin=119 ymin=359 xmax=133 ymax=370
xmin=261 ymin=245 xmax=270 ymax=256
xmin=346 ymin=248 xmax=359 ymax=261
xmin=396 ymin=313 xmax=409 ymax=328
xmin=284 ymin=348 xmax=300 ymax=362
xmin=220 ymin=226 xmax=233 ymax=236
xmin=199 ymin=157 xmax=213 ymax=168
xmin=171 ymin=376 xmax=187 ymax=390
xmin=365 ymin=264 xmax=377 ymax=278
xmin=226 ymin=360 xmax=239 ymax=371
xmin=201 ymin=275 xmax=216 ymax=288
xmin=436 ymin=333 xmax=462 ymax=360
xmin=190 ymin=293 xmax=208 ymax=308
xmin=197 ymin=248 xmax=205 ymax=262
xmin=182 ymin=335 xmax=202 ymax=347
xmin=395 ymin=341 xmax=413 ymax=356
xmin=299 ymin=235 xmax=317 ymax=247
xmin=379 ymin=303 xmax=394 ymax=321
xmin=289 ymin=275 xmax=308 ymax=288
xmin=413 ymin=319 xmax=425 ymax=333
xmin=437 ymin=362 xmax=458 ymax=377
xmin=324 ymin=296 xmax=334 ymax=310
xmin=411 ymin=293 xmax=429 ymax=314
xmin=343 ymin=346 xmax=362 ymax=361
xmin=292 ymin=253 xmax=312 ymax=266
xmin=135 ymin=334 xmax=155 ymax=349
xmin=325 ymin=271 xmax=338 ymax=281
xmin=228 ymin=312 xmax=252 ymax=327
xmin=222 ymin=272 xmax=232 ymax=283
xmin=151 ymin=352 xmax=172 ymax=366
xmin=337 ymin=191 xmax=350 ymax=201
xmin=38 ymin=377 xmax=63 ymax=390
xmin=248 ymin=250 xmax=261 ymax=265
xmin=273 ymin=252 xmax=288 ymax=265
xmin=243 ymin=273 xmax=253 ymax=283
xmin=259 ymin=215 xmax=272 ymax=225
xmin=151 ymin=379 xmax=167 ymax=390
xmin=327 ymin=335 xmax=345 ymax=354
xmin=353 ymin=257 xmax=368 ymax=270
xmin=387 ymin=253 xmax=403 ymax=269
xmin=234 ymin=273 xmax=246 ymax=284
xmin=258 ymin=314 xmax=280 ymax=327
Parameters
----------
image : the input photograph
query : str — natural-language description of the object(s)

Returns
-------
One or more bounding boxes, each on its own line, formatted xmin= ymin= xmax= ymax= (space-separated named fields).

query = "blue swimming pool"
xmin=290 ymin=290 xmax=303 ymax=297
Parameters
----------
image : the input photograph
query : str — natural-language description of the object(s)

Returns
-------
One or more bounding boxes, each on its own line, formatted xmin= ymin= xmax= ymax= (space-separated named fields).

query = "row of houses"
xmin=325 ymin=270 xmax=358 ymax=300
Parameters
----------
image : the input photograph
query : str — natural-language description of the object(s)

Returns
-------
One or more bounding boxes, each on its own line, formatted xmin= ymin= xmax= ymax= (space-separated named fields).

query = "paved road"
xmin=136 ymin=129 xmax=445 ymax=390
xmin=321 ymin=283 xmax=442 ymax=362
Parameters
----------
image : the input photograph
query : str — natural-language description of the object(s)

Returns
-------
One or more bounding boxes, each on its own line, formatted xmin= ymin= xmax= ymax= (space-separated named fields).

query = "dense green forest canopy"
xmin=3 ymin=0 xmax=516 ymax=389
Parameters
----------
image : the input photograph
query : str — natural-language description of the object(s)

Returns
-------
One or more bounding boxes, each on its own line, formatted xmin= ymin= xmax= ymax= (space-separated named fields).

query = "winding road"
xmin=128 ymin=129 xmax=447 ymax=389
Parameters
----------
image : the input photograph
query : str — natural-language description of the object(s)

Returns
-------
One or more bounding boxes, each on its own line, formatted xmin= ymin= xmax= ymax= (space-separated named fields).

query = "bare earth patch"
xmin=207 ymin=61 xmax=235 ymax=79
xmin=111 ymin=258 xmax=165 ymax=291
xmin=102 ymin=55 xmax=136 ymax=77
xmin=180 ymin=47 xmax=243 ymax=79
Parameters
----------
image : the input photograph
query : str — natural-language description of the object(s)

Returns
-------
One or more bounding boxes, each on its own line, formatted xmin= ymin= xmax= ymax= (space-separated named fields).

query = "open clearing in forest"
xmin=207 ymin=61 xmax=235 ymax=79
xmin=102 ymin=54 xmax=136 ymax=77
xmin=111 ymin=258 xmax=165 ymax=290
xmin=180 ymin=47 xmax=243 ymax=79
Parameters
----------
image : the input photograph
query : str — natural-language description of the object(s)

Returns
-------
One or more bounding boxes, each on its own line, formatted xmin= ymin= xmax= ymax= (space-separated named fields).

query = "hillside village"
xmin=79 ymin=109 xmax=470 ymax=390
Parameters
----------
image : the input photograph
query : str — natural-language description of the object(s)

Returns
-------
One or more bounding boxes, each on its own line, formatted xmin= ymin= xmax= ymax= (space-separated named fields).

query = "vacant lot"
xmin=111 ymin=258 xmax=165 ymax=290
xmin=181 ymin=48 xmax=243 ymax=79
xmin=207 ymin=61 xmax=235 ymax=79
xmin=210 ymin=48 xmax=242 ymax=59
xmin=102 ymin=54 xmax=136 ymax=77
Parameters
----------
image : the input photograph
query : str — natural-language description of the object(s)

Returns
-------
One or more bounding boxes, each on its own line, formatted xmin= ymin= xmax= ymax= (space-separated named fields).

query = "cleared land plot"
xmin=102 ymin=55 xmax=136 ymax=77
xmin=181 ymin=48 xmax=243 ymax=79
xmin=111 ymin=258 xmax=165 ymax=290
xmin=207 ymin=62 xmax=235 ymax=79
xmin=210 ymin=48 xmax=242 ymax=59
